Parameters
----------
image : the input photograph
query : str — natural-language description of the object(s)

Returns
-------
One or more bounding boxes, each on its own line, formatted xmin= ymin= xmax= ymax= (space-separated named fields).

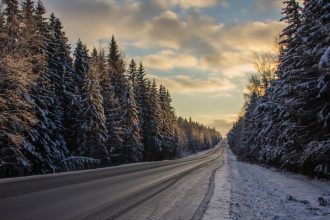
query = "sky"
xmin=43 ymin=0 xmax=285 ymax=136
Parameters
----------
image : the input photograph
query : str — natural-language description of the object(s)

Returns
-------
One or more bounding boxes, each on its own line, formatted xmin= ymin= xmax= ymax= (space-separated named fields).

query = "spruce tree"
xmin=3 ymin=0 xmax=20 ymax=51
xmin=0 ymin=0 xmax=38 ymax=176
xmin=107 ymin=36 xmax=129 ymax=164
xmin=127 ymin=59 xmax=137 ymax=87
xmin=47 ymin=14 xmax=76 ymax=153
xmin=144 ymin=80 xmax=162 ymax=161
xmin=123 ymin=82 xmax=143 ymax=163
xmin=98 ymin=49 xmax=123 ymax=164
xmin=0 ymin=2 xmax=6 ymax=48
xmin=78 ymin=48 xmax=109 ymax=164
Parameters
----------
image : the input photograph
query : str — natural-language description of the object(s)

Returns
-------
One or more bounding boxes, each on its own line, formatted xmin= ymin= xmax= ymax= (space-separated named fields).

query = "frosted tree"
xmin=134 ymin=63 xmax=149 ymax=156
xmin=22 ymin=1 xmax=70 ymax=173
xmin=0 ymin=3 xmax=4 ymax=48
xmin=123 ymin=82 xmax=143 ymax=163
xmin=143 ymin=80 xmax=163 ymax=161
xmin=279 ymin=0 xmax=302 ymax=56
xmin=97 ymin=49 xmax=123 ymax=164
xmin=228 ymin=0 xmax=330 ymax=179
xmin=159 ymin=85 xmax=179 ymax=159
xmin=0 ymin=0 xmax=38 ymax=176
xmin=46 ymin=14 xmax=76 ymax=154
xmin=20 ymin=0 xmax=35 ymax=50
xmin=127 ymin=59 xmax=137 ymax=87
xmin=78 ymin=48 xmax=109 ymax=164
xmin=3 ymin=0 xmax=19 ymax=51
xmin=106 ymin=36 xmax=130 ymax=164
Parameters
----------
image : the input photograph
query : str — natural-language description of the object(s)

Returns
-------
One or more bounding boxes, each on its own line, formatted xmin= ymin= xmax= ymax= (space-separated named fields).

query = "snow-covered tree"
xmin=0 ymin=0 xmax=38 ymax=176
xmin=123 ymin=82 xmax=143 ymax=163
xmin=228 ymin=0 xmax=330 ymax=179
xmin=97 ymin=49 xmax=123 ymax=164
xmin=78 ymin=48 xmax=109 ymax=164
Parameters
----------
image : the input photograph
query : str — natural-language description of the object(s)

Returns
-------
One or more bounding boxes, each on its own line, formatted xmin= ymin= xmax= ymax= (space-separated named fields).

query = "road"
xmin=0 ymin=143 xmax=225 ymax=220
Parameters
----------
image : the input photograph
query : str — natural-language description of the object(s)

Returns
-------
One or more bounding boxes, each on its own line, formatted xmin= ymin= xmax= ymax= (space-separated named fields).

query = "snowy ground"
xmin=203 ymin=144 xmax=330 ymax=220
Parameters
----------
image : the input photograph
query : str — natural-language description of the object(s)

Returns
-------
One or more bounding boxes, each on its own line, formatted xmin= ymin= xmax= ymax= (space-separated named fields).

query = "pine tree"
xmin=134 ymin=62 xmax=149 ymax=152
xmin=98 ymin=49 xmax=123 ymax=164
xmin=23 ymin=2 xmax=70 ymax=174
xmin=123 ymin=82 xmax=143 ymax=163
xmin=46 ymin=14 xmax=75 ymax=154
xmin=0 ymin=0 xmax=38 ymax=176
xmin=3 ymin=0 xmax=20 ymax=52
xmin=73 ymin=39 xmax=90 ymax=152
xmin=280 ymin=0 xmax=302 ymax=53
xmin=107 ymin=36 xmax=129 ymax=164
xmin=144 ymin=80 xmax=162 ymax=161
xmin=228 ymin=0 xmax=330 ymax=179
xmin=108 ymin=35 xmax=122 ymax=72
xmin=127 ymin=59 xmax=137 ymax=87
xmin=20 ymin=0 xmax=35 ymax=37
xmin=0 ymin=2 xmax=6 ymax=48
xmin=159 ymin=85 xmax=178 ymax=159
xmin=78 ymin=48 xmax=109 ymax=164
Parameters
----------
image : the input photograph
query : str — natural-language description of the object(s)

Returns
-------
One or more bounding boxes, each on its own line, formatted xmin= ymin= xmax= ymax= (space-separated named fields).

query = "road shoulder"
xmin=203 ymin=145 xmax=330 ymax=220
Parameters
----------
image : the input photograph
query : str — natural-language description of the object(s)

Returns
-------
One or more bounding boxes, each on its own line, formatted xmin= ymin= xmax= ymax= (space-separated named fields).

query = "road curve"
xmin=0 ymin=144 xmax=224 ymax=220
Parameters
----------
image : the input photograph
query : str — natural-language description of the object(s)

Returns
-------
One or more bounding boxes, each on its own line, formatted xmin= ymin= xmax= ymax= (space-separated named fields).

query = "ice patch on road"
xmin=204 ymin=145 xmax=330 ymax=220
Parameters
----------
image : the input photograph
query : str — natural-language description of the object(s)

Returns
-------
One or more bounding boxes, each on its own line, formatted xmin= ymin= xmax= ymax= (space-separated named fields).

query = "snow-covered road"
xmin=204 ymin=142 xmax=330 ymax=220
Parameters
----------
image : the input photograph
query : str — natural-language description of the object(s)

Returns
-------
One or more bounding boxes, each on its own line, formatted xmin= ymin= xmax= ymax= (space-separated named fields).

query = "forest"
xmin=228 ymin=0 xmax=330 ymax=179
xmin=0 ymin=0 xmax=221 ymax=178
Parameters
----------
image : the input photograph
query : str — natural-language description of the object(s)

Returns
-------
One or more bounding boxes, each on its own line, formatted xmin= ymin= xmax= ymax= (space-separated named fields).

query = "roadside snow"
xmin=203 ymin=145 xmax=330 ymax=220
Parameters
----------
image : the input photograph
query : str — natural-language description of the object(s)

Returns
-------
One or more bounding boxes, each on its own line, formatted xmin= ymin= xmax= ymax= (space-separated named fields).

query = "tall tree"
xmin=0 ymin=0 xmax=38 ymax=176
xmin=98 ymin=49 xmax=123 ymax=164
xmin=123 ymin=82 xmax=143 ymax=163
xmin=78 ymin=48 xmax=109 ymax=164
xmin=47 ymin=14 xmax=76 ymax=153
xmin=3 ymin=0 xmax=20 ymax=51
xmin=127 ymin=59 xmax=137 ymax=87
xmin=144 ymin=80 xmax=162 ymax=161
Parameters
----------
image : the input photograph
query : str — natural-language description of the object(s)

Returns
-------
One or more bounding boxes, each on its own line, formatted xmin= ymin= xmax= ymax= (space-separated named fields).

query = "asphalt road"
xmin=0 ymin=144 xmax=224 ymax=220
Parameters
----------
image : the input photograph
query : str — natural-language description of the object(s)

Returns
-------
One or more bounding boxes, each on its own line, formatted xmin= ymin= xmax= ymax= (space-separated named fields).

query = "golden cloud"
xmin=148 ymin=74 xmax=236 ymax=95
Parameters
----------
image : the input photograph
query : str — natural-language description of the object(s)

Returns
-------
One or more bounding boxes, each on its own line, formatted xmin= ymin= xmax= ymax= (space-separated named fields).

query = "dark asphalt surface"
xmin=0 ymin=145 xmax=223 ymax=220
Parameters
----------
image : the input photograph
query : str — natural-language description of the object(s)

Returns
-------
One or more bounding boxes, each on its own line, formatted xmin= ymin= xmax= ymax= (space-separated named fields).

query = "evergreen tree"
xmin=127 ymin=59 xmax=137 ymax=87
xmin=3 ymin=0 xmax=20 ymax=51
xmin=78 ymin=48 xmax=109 ymax=164
xmin=107 ymin=36 xmax=129 ymax=164
xmin=0 ymin=0 xmax=38 ymax=176
xmin=159 ymin=85 xmax=178 ymax=159
xmin=108 ymin=35 xmax=121 ymax=72
xmin=228 ymin=0 xmax=330 ymax=179
xmin=72 ymin=40 xmax=90 ymax=152
xmin=24 ymin=3 xmax=70 ymax=174
xmin=0 ymin=2 xmax=6 ymax=48
xmin=98 ymin=49 xmax=123 ymax=164
xmin=46 ymin=14 xmax=76 ymax=154
xmin=144 ymin=80 xmax=162 ymax=161
xmin=123 ymin=82 xmax=143 ymax=163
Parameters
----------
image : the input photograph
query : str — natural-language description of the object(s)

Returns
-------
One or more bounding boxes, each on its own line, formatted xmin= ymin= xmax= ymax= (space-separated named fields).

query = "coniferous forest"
xmin=0 ymin=0 xmax=221 ymax=178
xmin=228 ymin=0 xmax=330 ymax=179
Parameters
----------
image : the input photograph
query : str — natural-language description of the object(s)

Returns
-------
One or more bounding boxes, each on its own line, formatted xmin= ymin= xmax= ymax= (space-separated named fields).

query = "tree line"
xmin=228 ymin=0 xmax=329 ymax=179
xmin=0 ymin=0 xmax=221 ymax=178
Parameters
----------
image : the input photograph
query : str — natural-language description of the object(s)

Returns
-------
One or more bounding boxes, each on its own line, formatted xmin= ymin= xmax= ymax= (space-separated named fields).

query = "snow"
xmin=204 ymin=145 xmax=330 ymax=220
xmin=319 ymin=46 xmax=330 ymax=69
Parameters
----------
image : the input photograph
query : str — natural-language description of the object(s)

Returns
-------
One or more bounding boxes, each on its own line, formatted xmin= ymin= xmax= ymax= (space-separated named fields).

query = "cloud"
xmin=209 ymin=119 xmax=233 ymax=134
xmin=44 ymin=0 xmax=284 ymax=87
xmin=148 ymin=74 xmax=236 ymax=95
xmin=252 ymin=0 xmax=283 ymax=12
xmin=220 ymin=21 xmax=285 ymax=52
xmin=143 ymin=50 xmax=199 ymax=71
xmin=152 ymin=0 xmax=226 ymax=9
